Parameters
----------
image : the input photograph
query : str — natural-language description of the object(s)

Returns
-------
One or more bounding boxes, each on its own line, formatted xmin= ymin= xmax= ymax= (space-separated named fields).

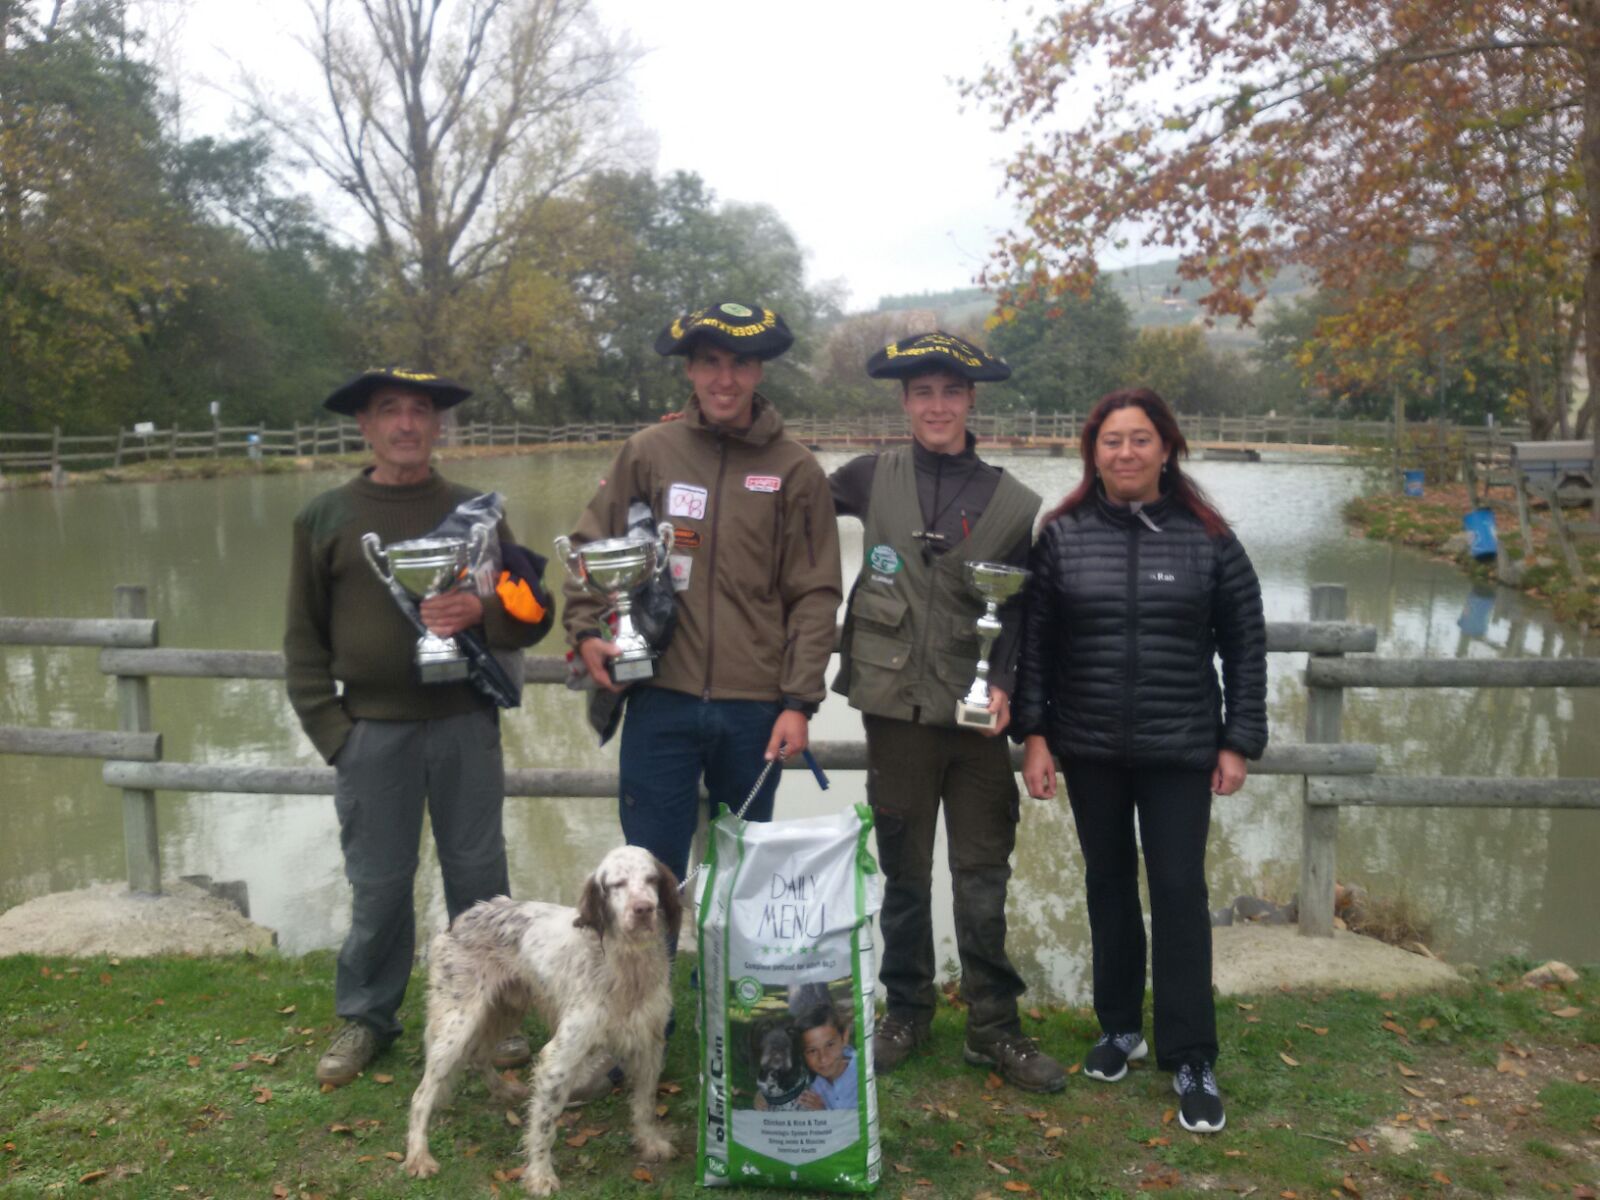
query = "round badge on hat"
xmin=654 ymin=302 xmax=794 ymax=361
xmin=865 ymin=331 xmax=1011 ymax=382
xmin=323 ymin=368 xmax=472 ymax=416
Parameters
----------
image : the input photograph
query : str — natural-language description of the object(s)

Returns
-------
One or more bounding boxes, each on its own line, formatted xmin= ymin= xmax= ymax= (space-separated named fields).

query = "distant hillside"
xmin=866 ymin=259 xmax=1312 ymax=350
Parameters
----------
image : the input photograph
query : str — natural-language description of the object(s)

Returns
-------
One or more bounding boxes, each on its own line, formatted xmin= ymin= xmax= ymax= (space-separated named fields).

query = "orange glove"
xmin=496 ymin=569 xmax=547 ymax=624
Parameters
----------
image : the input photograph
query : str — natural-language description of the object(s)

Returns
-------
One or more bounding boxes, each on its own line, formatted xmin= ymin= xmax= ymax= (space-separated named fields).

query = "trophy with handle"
xmin=361 ymin=524 xmax=488 ymax=683
xmin=954 ymin=561 xmax=1031 ymax=729
xmin=555 ymin=522 xmax=676 ymax=683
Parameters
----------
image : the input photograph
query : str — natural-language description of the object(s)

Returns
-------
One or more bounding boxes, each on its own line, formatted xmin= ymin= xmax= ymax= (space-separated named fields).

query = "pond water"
xmin=1 ymin=448 xmax=1596 ymax=1000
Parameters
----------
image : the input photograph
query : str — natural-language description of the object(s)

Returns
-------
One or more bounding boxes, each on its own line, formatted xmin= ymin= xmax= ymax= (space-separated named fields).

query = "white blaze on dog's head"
xmin=574 ymin=845 xmax=682 ymax=940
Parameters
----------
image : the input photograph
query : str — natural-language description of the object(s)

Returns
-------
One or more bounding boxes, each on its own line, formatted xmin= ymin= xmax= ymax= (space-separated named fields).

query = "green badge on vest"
xmin=867 ymin=543 xmax=902 ymax=574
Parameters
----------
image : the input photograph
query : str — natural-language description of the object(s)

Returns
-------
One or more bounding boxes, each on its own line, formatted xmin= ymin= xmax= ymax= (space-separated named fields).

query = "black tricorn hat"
xmin=866 ymin=331 xmax=1011 ymax=383
xmin=654 ymin=302 xmax=794 ymax=361
xmin=323 ymin=368 xmax=472 ymax=416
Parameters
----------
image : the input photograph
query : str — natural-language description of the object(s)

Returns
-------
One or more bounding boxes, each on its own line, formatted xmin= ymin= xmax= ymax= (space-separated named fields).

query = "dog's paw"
xmin=520 ymin=1164 xmax=561 ymax=1196
xmin=635 ymin=1129 xmax=675 ymax=1162
xmin=403 ymin=1151 xmax=440 ymax=1179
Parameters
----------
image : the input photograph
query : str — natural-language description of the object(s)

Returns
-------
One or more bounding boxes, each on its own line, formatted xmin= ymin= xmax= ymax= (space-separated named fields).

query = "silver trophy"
xmin=555 ymin=522 xmax=676 ymax=683
xmin=954 ymin=561 xmax=1031 ymax=729
xmin=361 ymin=525 xmax=488 ymax=683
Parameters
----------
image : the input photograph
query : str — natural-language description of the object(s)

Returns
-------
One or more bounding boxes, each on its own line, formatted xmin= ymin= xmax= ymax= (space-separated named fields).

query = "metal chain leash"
xmin=675 ymin=754 xmax=781 ymax=895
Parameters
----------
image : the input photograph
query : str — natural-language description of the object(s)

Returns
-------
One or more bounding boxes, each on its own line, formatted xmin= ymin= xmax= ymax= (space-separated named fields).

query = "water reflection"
xmin=1 ymin=452 xmax=1596 ymax=997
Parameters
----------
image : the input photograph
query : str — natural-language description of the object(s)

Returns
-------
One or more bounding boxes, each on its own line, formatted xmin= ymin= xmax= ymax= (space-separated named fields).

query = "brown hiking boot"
xmin=491 ymin=1034 xmax=532 ymax=1070
xmin=873 ymin=1014 xmax=929 ymax=1074
xmin=316 ymin=1021 xmax=379 ymax=1088
xmin=962 ymin=1031 xmax=1066 ymax=1093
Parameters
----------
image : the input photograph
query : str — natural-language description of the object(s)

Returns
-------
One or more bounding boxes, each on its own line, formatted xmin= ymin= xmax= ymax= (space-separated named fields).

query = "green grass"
xmin=2 ymin=955 xmax=1597 ymax=1198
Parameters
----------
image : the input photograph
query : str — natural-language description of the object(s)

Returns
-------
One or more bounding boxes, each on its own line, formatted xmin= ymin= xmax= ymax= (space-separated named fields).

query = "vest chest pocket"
xmin=849 ymin=586 xmax=909 ymax=633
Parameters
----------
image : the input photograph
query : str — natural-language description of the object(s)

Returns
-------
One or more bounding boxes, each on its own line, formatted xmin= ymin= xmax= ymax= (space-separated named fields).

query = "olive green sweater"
xmin=283 ymin=469 xmax=541 ymax=762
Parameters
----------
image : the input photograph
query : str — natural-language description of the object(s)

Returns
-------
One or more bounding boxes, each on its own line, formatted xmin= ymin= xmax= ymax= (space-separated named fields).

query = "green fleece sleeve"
xmin=282 ymin=517 xmax=354 ymax=764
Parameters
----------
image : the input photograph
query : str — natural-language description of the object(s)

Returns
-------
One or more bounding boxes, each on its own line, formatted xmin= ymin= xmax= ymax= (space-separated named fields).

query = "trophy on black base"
xmin=555 ymin=522 xmax=675 ymax=683
xmin=954 ymin=561 xmax=1030 ymax=729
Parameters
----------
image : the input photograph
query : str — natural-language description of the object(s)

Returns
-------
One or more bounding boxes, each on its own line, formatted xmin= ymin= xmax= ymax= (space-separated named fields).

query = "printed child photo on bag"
xmin=732 ymin=981 xmax=857 ymax=1113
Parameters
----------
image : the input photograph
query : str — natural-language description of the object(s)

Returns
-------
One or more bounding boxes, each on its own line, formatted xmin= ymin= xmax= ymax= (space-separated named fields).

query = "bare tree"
xmin=250 ymin=0 xmax=633 ymax=374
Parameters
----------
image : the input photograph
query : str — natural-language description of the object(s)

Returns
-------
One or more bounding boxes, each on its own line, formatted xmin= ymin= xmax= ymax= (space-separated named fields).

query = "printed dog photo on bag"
xmin=730 ymin=978 xmax=858 ymax=1112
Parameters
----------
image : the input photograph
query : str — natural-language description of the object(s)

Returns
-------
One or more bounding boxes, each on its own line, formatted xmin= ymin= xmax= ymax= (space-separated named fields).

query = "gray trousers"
xmin=333 ymin=710 xmax=509 ymax=1041
xmin=863 ymin=714 xmax=1026 ymax=1039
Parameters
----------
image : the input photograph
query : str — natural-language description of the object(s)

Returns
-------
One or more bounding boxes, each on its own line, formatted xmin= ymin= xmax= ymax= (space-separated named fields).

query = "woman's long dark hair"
xmin=1043 ymin=388 xmax=1230 ymax=537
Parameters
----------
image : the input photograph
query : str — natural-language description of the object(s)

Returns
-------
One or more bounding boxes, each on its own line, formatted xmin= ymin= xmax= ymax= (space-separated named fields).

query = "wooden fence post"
xmin=113 ymin=585 xmax=162 ymax=894
xmin=1300 ymin=583 xmax=1346 ymax=937
xmin=113 ymin=428 xmax=126 ymax=469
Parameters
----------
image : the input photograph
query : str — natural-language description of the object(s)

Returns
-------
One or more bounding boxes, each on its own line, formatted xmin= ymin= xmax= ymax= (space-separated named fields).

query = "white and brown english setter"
xmin=403 ymin=845 xmax=680 ymax=1195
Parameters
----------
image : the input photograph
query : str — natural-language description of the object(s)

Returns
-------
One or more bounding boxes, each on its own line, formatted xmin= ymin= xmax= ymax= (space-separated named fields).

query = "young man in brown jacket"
xmin=563 ymin=302 xmax=842 ymax=892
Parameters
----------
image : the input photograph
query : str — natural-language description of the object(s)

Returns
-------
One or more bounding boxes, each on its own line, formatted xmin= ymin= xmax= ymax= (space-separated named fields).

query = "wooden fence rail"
xmin=2 ymin=583 xmax=1595 ymax=942
xmin=0 ymin=413 xmax=1535 ymax=478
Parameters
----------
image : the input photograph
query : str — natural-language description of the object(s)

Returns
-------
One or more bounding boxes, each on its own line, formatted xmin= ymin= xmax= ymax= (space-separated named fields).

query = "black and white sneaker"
xmin=1082 ymin=1031 xmax=1148 ymax=1082
xmin=1172 ymin=1061 xmax=1226 ymax=1133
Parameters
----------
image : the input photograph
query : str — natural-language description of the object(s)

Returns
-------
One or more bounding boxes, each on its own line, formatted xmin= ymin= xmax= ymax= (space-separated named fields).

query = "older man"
xmin=285 ymin=368 xmax=550 ymax=1087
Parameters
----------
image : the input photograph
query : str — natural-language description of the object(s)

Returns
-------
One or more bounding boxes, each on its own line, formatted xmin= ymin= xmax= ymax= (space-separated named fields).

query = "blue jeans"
xmin=617 ymin=686 xmax=784 ymax=894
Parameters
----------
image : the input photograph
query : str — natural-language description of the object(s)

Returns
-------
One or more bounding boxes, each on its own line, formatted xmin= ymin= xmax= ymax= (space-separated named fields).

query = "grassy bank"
xmin=1345 ymin=484 xmax=1600 ymax=627
xmin=2 ymin=953 xmax=1596 ymax=1198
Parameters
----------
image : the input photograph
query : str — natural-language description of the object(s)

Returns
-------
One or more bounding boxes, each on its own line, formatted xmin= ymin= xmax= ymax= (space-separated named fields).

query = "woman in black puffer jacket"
xmin=1014 ymin=388 xmax=1266 ymax=1136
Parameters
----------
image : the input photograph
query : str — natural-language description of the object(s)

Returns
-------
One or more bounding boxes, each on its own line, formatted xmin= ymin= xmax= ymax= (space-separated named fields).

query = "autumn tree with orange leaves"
xmin=970 ymin=0 xmax=1600 ymax=447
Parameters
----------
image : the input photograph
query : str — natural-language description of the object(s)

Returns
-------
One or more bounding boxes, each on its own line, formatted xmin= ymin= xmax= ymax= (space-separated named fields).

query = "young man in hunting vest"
xmin=829 ymin=332 xmax=1064 ymax=1093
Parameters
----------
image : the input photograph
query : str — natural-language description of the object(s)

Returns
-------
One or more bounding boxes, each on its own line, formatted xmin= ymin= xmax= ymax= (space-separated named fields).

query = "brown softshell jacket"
xmin=561 ymin=394 xmax=843 ymax=706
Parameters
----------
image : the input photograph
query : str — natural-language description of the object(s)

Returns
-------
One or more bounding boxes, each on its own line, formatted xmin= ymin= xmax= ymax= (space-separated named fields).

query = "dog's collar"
xmin=763 ymin=1078 xmax=808 ymax=1107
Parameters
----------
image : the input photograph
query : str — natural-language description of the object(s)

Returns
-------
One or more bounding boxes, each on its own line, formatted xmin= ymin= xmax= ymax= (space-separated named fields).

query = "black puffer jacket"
xmin=1012 ymin=491 xmax=1268 ymax=769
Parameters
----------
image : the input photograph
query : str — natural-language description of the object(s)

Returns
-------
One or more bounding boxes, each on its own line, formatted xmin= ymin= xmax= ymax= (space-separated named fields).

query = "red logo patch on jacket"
xmin=744 ymin=474 xmax=781 ymax=493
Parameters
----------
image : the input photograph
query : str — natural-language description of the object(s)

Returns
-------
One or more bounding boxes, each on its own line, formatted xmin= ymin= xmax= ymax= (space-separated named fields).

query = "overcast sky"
xmin=165 ymin=0 xmax=1039 ymax=311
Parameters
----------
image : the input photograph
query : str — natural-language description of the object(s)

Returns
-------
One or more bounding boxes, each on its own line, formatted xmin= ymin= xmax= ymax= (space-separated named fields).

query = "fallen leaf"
xmin=1393 ymin=1113 xmax=1411 ymax=1124
xmin=329 ymin=1124 xmax=352 ymax=1135
xmin=1042 ymin=1127 xmax=1064 ymax=1139
xmin=276 ymin=1005 xmax=296 ymax=1015
xmin=893 ymin=1162 xmax=912 ymax=1174
xmin=1024 ymin=1109 xmax=1047 ymax=1121
xmin=1279 ymin=1053 xmax=1300 ymax=1068
xmin=1551 ymin=1006 xmax=1582 ymax=1019
xmin=78 ymin=1170 xmax=108 ymax=1184
xmin=564 ymin=1134 xmax=587 ymax=1148
xmin=1348 ymin=1138 xmax=1371 ymax=1153
xmin=1378 ymin=991 xmax=1396 ymax=1001
xmin=632 ymin=1168 xmax=653 ymax=1183
xmin=229 ymin=1061 xmax=251 ymax=1072
xmin=1067 ymin=1063 xmax=1081 ymax=1075
xmin=1397 ymin=1064 xmax=1419 ymax=1077
xmin=230 ymin=1037 xmax=249 ymax=1045
xmin=1004 ymin=1184 xmax=1033 ymax=1194
xmin=355 ymin=1155 xmax=374 ymax=1163
xmin=1341 ymin=1176 xmax=1362 ymax=1198
xmin=76 ymin=1040 xmax=88 ymax=1051
xmin=252 ymin=1086 xmax=272 ymax=1104
xmin=655 ymin=1103 xmax=669 ymax=1118
xmin=1245 ymin=1015 xmax=1261 ymax=1024
xmin=272 ymin=1186 xmax=289 ymax=1199
xmin=319 ymin=1082 xmax=335 ymax=1094
xmin=657 ymin=1081 xmax=683 ymax=1094
xmin=1236 ymin=1003 xmax=1254 ymax=1011
xmin=186 ymin=1056 xmax=201 ymax=1068
xmin=1147 ymin=1136 xmax=1171 ymax=1147
xmin=1417 ymin=1017 xmax=1438 ymax=1031
xmin=383 ymin=1151 xmax=403 ymax=1161
xmin=1280 ymin=1193 xmax=1298 ymax=1199
xmin=505 ymin=1110 xmax=522 ymax=1127
xmin=1431 ymin=1172 xmax=1451 ymax=1185
xmin=1402 ymin=1085 xmax=1425 ymax=1098
xmin=579 ymin=1126 xmax=607 ymax=1138
xmin=1162 ymin=1108 xmax=1176 ymax=1125
xmin=371 ymin=1073 xmax=394 ymax=1085
xmin=1296 ymin=1023 xmax=1328 ymax=1035
xmin=1028 ymin=1007 xmax=1043 ymax=1020
xmin=1576 ymin=1072 xmax=1590 ymax=1083
xmin=1381 ymin=1020 xmax=1407 ymax=1037
xmin=1224 ymin=1149 xmax=1246 ymax=1158
xmin=986 ymin=1073 xmax=1004 ymax=1090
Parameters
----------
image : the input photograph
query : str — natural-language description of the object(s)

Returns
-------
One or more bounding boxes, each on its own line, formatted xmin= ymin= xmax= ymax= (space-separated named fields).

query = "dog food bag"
xmin=696 ymin=804 xmax=884 ymax=1192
